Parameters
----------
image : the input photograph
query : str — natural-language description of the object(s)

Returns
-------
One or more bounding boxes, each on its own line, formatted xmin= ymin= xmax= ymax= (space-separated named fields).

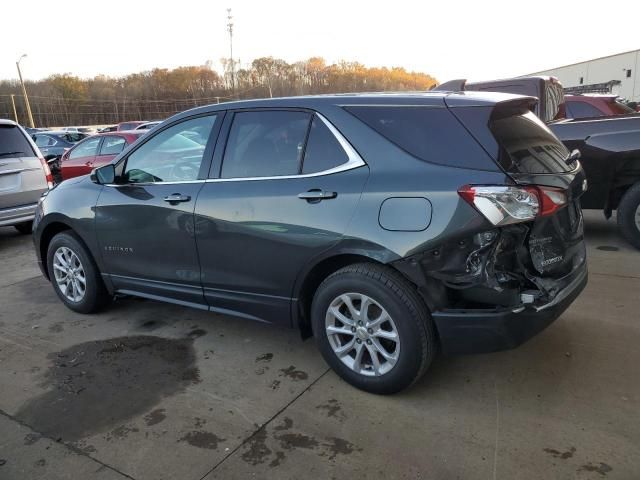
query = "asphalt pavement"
xmin=0 ymin=210 xmax=638 ymax=479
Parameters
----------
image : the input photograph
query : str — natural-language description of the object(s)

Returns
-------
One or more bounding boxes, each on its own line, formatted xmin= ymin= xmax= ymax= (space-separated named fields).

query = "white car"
xmin=62 ymin=126 xmax=96 ymax=135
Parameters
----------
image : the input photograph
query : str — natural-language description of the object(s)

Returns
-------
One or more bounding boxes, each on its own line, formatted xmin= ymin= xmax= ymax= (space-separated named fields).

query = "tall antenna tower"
xmin=227 ymin=8 xmax=235 ymax=94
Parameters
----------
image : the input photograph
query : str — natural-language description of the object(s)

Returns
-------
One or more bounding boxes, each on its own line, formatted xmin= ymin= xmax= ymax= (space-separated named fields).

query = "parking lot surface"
xmin=0 ymin=210 xmax=639 ymax=479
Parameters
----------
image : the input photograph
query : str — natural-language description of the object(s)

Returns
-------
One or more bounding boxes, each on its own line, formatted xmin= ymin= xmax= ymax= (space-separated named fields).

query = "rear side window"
xmin=490 ymin=111 xmax=571 ymax=174
xmin=0 ymin=125 xmax=35 ymax=156
xmin=100 ymin=136 xmax=126 ymax=155
xmin=222 ymin=111 xmax=311 ymax=178
xmin=344 ymin=106 xmax=488 ymax=169
xmin=35 ymin=135 xmax=56 ymax=147
xmin=301 ymin=116 xmax=349 ymax=174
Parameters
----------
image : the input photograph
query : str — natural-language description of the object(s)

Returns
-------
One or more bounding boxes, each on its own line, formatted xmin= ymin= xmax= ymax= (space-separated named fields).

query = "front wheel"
xmin=47 ymin=231 xmax=110 ymax=313
xmin=617 ymin=183 xmax=640 ymax=249
xmin=311 ymin=263 xmax=437 ymax=394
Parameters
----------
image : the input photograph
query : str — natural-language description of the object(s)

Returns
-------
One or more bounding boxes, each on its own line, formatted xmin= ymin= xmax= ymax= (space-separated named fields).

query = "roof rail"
xmin=431 ymin=79 xmax=467 ymax=92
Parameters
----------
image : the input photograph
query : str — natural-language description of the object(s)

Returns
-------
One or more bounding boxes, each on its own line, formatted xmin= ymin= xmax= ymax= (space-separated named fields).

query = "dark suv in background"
xmin=33 ymin=92 xmax=587 ymax=393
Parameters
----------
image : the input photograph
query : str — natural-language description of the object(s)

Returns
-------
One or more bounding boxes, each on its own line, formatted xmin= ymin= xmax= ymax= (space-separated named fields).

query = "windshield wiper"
xmin=0 ymin=151 xmax=28 ymax=158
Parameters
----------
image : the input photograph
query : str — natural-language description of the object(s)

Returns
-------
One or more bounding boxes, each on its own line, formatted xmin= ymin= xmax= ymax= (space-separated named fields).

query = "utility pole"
xmin=16 ymin=54 xmax=35 ymax=128
xmin=227 ymin=8 xmax=235 ymax=95
xmin=10 ymin=94 xmax=18 ymax=123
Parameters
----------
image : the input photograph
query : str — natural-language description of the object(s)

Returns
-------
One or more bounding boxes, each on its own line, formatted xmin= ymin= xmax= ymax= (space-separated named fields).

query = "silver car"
xmin=0 ymin=119 xmax=51 ymax=234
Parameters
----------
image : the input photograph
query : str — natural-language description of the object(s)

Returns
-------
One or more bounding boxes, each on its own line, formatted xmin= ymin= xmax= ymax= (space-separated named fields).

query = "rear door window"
xmin=490 ymin=111 xmax=571 ymax=174
xmin=344 ymin=105 xmax=488 ymax=169
xmin=35 ymin=135 xmax=56 ymax=147
xmin=301 ymin=115 xmax=349 ymax=174
xmin=221 ymin=110 xmax=311 ymax=178
xmin=0 ymin=125 xmax=35 ymax=156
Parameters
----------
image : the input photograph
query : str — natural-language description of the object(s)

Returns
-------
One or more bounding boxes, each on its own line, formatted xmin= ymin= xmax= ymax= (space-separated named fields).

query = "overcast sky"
xmin=3 ymin=0 xmax=639 ymax=83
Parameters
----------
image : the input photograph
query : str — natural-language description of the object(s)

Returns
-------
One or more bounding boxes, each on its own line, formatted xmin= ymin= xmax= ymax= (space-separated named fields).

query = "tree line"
xmin=0 ymin=57 xmax=437 ymax=127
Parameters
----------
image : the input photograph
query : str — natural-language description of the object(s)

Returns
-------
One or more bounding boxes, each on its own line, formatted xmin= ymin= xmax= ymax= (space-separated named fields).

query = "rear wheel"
xmin=311 ymin=263 xmax=437 ymax=394
xmin=47 ymin=231 xmax=110 ymax=313
xmin=617 ymin=182 xmax=640 ymax=249
xmin=14 ymin=221 xmax=33 ymax=235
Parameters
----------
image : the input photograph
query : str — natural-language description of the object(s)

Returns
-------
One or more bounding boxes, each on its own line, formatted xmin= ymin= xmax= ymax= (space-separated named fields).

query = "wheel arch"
xmin=293 ymin=246 xmax=413 ymax=337
xmin=39 ymin=221 xmax=74 ymax=279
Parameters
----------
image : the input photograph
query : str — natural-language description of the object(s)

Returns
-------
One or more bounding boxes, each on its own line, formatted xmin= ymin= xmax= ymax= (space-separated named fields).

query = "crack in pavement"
xmin=0 ymin=274 xmax=43 ymax=291
xmin=196 ymin=368 xmax=332 ymax=480
xmin=0 ymin=407 xmax=136 ymax=480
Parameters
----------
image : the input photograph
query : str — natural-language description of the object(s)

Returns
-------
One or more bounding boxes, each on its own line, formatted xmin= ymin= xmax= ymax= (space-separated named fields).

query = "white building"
xmin=528 ymin=49 xmax=640 ymax=101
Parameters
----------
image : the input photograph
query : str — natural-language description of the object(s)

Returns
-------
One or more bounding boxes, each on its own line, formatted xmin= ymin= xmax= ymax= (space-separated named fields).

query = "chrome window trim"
xmin=107 ymin=179 xmax=205 ymax=187
xmin=208 ymin=112 xmax=365 ymax=183
xmin=105 ymin=112 xmax=366 ymax=187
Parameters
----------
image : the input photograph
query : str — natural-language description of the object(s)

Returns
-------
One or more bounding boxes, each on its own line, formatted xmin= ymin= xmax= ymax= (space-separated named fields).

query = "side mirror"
xmin=91 ymin=164 xmax=116 ymax=184
xmin=44 ymin=154 xmax=58 ymax=163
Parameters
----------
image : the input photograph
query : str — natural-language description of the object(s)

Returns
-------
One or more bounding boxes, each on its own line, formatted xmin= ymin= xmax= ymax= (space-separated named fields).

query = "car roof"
xmin=96 ymin=130 xmax=146 ymax=137
xmin=166 ymin=91 xmax=532 ymax=123
xmin=0 ymin=119 xmax=19 ymax=127
xmin=34 ymin=130 xmax=79 ymax=136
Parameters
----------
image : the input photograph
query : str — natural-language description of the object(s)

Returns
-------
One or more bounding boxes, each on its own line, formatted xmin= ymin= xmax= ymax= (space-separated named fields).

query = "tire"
xmin=617 ymin=182 xmax=640 ymax=250
xmin=14 ymin=221 xmax=33 ymax=235
xmin=311 ymin=263 xmax=437 ymax=394
xmin=46 ymin=231 xmax=110 ymax=313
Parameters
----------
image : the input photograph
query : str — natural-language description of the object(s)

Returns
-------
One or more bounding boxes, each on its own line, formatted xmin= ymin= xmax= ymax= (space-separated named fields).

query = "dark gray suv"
xmin=33 ymin=92 xmax=588 ymax=393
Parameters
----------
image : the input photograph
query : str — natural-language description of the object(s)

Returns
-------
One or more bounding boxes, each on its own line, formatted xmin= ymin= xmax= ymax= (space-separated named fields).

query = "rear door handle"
xmin=298 ymin=189 xmax=337 ymax=202
xmin=163 ymin=193 xmax=191 ymax=203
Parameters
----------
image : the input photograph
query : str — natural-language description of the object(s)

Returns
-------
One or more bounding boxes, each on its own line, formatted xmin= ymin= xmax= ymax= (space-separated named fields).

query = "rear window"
xmin=0 ymin=125 xmax=35 ymax=157
xmin=491 ymin=111 xmax=571 ymax=174
xmin=344 ymin=106 xmax=491 ymax=169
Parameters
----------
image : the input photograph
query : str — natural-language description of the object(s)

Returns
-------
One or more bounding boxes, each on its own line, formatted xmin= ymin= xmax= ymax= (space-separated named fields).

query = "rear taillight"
xmin=39 ymin=156 xmax=54 ymax=189
xmin=458 ymin=185 xmax=567 ymax=226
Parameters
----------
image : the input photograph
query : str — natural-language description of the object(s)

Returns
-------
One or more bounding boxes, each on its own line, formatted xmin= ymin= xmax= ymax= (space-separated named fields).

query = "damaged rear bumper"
xmin=431 ymin=263 xmax=588 ymax=355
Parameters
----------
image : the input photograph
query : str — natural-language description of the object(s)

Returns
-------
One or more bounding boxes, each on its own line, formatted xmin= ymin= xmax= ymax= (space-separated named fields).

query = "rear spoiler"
xmin=431 ymin=79 xmax=467 ymax=92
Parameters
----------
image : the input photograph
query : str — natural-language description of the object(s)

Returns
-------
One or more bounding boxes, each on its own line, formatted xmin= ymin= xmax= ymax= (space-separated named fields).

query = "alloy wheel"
xmin=325 ymin=292 xmax=400 ymax=376
xmin=52 ymin=246 xmax=86 ymax=303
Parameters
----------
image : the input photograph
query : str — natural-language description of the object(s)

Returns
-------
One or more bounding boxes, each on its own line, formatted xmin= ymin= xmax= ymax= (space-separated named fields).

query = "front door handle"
xmin=163 ymin=193 xmax=191 ymax=203
xmin=298 ymin=189 xmax=337 ymax=202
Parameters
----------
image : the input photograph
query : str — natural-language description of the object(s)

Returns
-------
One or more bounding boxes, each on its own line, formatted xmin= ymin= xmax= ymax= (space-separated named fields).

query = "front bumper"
xmin=431 ymin=264 xmax=588 ymax=355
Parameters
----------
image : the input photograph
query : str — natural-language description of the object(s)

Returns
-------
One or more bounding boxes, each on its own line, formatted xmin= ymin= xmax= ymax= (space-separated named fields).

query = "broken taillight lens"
xmin=458 ymin=185 xmax=567 ymax=226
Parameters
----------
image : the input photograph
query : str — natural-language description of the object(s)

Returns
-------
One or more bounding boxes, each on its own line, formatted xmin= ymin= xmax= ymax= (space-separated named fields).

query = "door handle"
xmin=298 ymin=189 xmax=337 ymax=202
xmin=163 ymin=193 xmax=191 ymax=203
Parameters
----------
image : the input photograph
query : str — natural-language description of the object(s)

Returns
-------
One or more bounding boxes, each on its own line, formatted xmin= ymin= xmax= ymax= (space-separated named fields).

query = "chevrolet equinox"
xmin=33 ymin=92 xmax=588 ymax=393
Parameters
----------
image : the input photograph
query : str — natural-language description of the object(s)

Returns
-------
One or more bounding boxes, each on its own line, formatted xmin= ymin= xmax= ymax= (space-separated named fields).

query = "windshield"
xmin=491 ymin=111 xmax=572 ymax=174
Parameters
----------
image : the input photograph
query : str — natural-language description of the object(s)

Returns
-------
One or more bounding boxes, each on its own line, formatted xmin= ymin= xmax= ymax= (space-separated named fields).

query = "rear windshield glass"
xmin=344 ymin=105 xmax=493 ymax=169
xmin=0 ymin=125 xmax=35 ymax=156
xmin=490 ymin=111 xmax=571 ymax=174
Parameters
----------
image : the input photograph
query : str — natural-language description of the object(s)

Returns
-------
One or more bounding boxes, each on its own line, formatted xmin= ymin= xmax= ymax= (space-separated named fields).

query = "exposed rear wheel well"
xmin=39 ymin=222 xmax=72 ymax=279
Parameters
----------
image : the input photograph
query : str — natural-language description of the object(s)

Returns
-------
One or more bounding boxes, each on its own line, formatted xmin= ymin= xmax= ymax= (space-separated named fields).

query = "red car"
xmin=59 ymin=131 xmax=146 ymax=180
xmin=557 ymin=94 xmax=637 ymax=119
